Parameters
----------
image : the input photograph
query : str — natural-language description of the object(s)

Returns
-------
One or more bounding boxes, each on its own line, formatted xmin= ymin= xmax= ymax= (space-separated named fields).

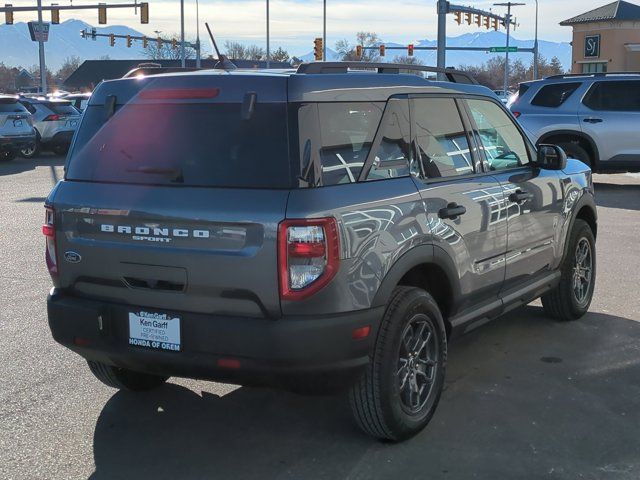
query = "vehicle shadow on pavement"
xmin=89 ymin=306 xmax=640 ymax=480
xmin=0 ymin=155 xmax=64 ymax=180
xmin=594 ymin=182 xmax=640 ymax=211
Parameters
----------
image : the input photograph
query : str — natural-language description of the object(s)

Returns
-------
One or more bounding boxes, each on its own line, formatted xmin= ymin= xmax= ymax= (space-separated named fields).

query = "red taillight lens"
xmin=43 ymin=206 xmax=58 ymax=276
xmin=138 ymin=88 xmax=220 ymax=100
xmin=512 ymin=111 xmax=521 ymax=119
xmin=43 ymin=114 xmax=61 ymax=122
xmin=278 ymin=218 xmax=340 ymax=301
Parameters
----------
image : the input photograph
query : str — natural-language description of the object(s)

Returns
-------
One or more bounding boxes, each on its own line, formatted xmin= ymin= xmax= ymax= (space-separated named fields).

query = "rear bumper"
xmin=47 ymin=290 xmax=383 ymax=390
xmin=0 ymin=134 xmax=36 ymax=151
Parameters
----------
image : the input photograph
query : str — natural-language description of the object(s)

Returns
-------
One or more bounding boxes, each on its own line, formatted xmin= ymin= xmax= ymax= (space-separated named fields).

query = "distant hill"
xmin=0 ymin=19 xmax=156 ymax=70
xmin=301 ymin=31 xmax=571 ymax=70
xmin=0 ymin=19 xmax=571 ymax=71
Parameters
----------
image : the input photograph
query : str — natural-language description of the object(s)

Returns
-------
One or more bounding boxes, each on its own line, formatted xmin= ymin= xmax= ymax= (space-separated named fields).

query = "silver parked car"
xmin=0 ymin=95 xmax=36 ymax=162
xmin=509 ymin=72 xmax=640 ymax=172
xmin=18 ymin=97 xmax=81 ymax=158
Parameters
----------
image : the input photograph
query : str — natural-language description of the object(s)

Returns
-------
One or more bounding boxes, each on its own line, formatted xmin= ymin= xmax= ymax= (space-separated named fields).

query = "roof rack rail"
xmin=296 ymin=62 xmax=478 ymax=84
xmin=545 ymin=72 xmax=640 ymax=80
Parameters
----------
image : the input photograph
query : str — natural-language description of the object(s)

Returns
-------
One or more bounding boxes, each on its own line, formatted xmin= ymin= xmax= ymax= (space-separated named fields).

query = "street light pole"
xmin=436 ymin=0 xmax=448 ymax=80
xmin=265 ymin=0 xmax=270 ymax=68
xmin=195 ymin=0 xmax=201 ymax=68
xmin=494 ymin=2 xmax=525 ymax=95
xmin=36 ymin=0 xmax=47 ymax=93
xmin=533 ymin=0 xmax=539 ymax=79
xmin=180 ymin=0 xmax=185 ymax=67
xmin=323 ymin=0 xmax=326 ymax=61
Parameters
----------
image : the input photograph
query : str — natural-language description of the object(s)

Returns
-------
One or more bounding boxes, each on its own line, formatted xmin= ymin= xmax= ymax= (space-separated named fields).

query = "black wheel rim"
xmin=396 ymin=314 xmax=438 ymax=415
xmin=573 ymin=237 xmax=593 ymax=307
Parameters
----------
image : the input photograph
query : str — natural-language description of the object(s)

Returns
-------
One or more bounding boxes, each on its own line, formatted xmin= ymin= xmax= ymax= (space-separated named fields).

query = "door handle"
xmin=509 ymin=190 xmax=534 ymax=204
xmin=438 ymin=202 xmax=467 ymax=220
xmin=583 ymin=117 xmax=603 ymax=124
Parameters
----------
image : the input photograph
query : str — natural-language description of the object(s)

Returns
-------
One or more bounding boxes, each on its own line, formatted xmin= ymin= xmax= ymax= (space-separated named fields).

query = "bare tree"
xmin=56 ymin=56 xmax=82 ymax=85
xmin=393 ymin=55 xmax=423 ymax=65
xmin=335 ymin=32 xmax=382 ymax=62
xmin=223 ymin=41 xmax=246 ymax=60
xmin=143 ymin=35 xmax=196 ymax=61
xmin=245 ymin=45 xmax=265 ymax=61
xmin=271 ymin=47 xmax=290 ymax=63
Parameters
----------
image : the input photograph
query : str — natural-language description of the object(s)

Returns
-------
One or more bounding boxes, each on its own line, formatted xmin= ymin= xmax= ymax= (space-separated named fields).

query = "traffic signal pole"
xmin=436 ymin=0 xmax=448 ymax=80
xmin=36 ymin=0 xmax=46 ymax=93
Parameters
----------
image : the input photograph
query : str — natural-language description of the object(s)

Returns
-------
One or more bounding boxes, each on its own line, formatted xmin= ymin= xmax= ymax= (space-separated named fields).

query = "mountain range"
xmin=0 ymin=19 xmax=571 ymax=71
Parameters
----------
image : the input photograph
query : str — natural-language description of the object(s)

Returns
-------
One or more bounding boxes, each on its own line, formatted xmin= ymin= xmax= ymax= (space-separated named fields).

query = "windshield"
xmin=66 ymin=102 xmax=292 ymax=188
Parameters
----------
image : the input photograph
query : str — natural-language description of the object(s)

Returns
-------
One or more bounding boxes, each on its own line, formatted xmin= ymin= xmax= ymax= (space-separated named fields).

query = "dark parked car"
xmin=45 ymin=62 xmax=597 ymax=441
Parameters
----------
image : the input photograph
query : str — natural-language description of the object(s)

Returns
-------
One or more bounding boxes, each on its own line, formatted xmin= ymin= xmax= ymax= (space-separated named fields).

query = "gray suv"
xmin=509 ymin=72 xmax=640 ymax=172
xmin=45 ymin=62 xmax=598 ymax=441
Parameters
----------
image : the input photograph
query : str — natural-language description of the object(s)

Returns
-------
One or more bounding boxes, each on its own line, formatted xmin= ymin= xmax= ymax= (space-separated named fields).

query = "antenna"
xmin=205 ymin=22 xmax=237 ymax=70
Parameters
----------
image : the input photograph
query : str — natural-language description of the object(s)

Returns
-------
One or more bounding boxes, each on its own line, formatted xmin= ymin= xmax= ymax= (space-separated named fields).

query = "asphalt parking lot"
xmin=1 ymin=155 xmax=639 ymax=480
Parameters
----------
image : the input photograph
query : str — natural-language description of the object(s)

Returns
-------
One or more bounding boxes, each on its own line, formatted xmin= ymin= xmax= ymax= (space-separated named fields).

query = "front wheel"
xmin=557 ymin=142 xmax=591 ymax=168
xmin=349 ymin=287 xmax=447 ymax=441
xmin=542 ymin=219 xmax=596 ymax=321
xmin=52 ymin=144 xmax=69 ymax=156
xmin=87 ymin=361 xmax=169 ymax=391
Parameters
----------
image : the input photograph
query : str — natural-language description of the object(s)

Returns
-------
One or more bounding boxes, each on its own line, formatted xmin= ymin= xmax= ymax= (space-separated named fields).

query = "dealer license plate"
xmin=128 ymin=310 xmax=181 ymax=352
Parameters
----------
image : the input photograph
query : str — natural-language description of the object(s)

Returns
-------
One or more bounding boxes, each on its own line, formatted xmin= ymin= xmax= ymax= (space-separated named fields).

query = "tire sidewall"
xmin=566 ymin=221 xmax=596 ymax=316
xmin=378 ymin=290 xmax=447 ymax=439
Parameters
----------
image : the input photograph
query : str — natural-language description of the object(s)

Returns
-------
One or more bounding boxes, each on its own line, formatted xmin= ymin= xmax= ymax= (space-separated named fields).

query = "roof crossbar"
xmin=296 ymin=62 xmax=478 ymax=84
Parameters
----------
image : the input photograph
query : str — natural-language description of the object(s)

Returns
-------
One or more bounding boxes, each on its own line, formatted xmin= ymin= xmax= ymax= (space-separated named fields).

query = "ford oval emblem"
xmin=64 ymin=251 xmax=82 ymax=263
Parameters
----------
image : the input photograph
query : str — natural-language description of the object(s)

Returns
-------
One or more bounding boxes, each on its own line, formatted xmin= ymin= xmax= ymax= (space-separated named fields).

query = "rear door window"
xmin=583 ymin=80 xmax=640 ymax=111
xmin=66 ymin=101 xmax=292 ymax=188
xmin=531 ymin=82 xmax=581 ymax=108
xmin=412 ymin=97 xmax=474 ymax=178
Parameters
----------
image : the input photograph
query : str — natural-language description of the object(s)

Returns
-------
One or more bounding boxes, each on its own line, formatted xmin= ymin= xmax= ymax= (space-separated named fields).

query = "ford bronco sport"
xmin=45 ymin=62 xmax=597 ymax=441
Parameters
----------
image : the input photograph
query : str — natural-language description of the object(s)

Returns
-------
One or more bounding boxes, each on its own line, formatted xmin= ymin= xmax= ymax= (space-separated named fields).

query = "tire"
xmin=20 ymin=141 xmax=40 ymax=159
xmin=0 ymin=149 xmax=16 ymax=162
xmin=349 ymin=287 xmax=447 ymax=441
xmin=557 ymin=142 xmax=591 ymax=168
xmin=87 ymin=360 xmax=169 ymax=391
xmin=542 ymin=219 xmax=596 ymax=321
xmin=52 ymin=144 xmax=69 ymax=156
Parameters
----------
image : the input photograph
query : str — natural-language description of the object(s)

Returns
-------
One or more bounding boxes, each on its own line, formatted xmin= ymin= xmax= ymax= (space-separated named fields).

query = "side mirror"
xmin=536 ymin=144 xmax=567 ymax=170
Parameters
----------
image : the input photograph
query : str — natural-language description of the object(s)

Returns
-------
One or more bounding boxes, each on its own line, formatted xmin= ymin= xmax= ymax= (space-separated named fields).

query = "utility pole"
xmin=266 ymin=0 xmax=270 ymax=68
xmin=195 ymin=0 xmax=201 ymax=67
xmin=323 ymin=0 xmax=326 ymax=61
xmin=180 ymin=0 xmax=185 ymax=67
xmin=436 ymin=0 xmax=448 ymax=80
xmin=494 ymin=2 xmax=524 ymax=94
xmin=36 ymin=0 xmax=46 ymax=93
xmin=533 ymin=0 xmax=539 ymax=79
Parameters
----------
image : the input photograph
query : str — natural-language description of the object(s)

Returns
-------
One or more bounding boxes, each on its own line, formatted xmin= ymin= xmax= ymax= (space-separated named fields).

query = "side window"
xmin=467 ymin=99 xmax=530 ymax=171
xmin=412 ymin=97 xmax=473 ymax=178
xmin=20 ymin=101 xmax=36 ymax=114
xmin=366 ymin=98 xmax=412 ymax=181
xmin=317 ymin=102 xmax=384 ymax=185
xmin=531 ymin=82 xmax=581 ymax=108
xmin=583 ymin=81 xmax=640 ymax=111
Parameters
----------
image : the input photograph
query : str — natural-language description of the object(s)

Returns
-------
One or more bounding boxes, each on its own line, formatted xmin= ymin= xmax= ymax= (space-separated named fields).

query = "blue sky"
xmin=7 ymin=0 xmax=626 ymax=55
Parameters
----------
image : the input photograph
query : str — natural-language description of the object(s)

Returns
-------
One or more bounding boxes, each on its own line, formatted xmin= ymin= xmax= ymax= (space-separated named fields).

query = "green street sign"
xmin=489 ymin=46 xmax=518 ymax=53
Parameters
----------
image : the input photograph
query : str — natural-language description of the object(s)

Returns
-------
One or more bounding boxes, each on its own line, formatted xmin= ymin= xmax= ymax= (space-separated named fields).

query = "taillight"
xmin=278 ymin=218 xmax=340 ymax=301
xmin=43 ymin=206 xmax=58 ymax=276
xmin=512 ymin=111 xmax=521 ymax=119
xmin=43 ymin=114 xmax=61 ymax=122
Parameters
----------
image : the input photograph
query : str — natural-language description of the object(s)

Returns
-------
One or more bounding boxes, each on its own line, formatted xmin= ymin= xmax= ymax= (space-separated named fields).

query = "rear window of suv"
xmin=46 ymin=102 xmax=79 ymax=115
xmin=0 ymin=99 xmax=28 ymax=113
xmin=66 ymin=102 xmax=292 ymax=188
xmin=531 ymin=82 xmax=581 ymax=108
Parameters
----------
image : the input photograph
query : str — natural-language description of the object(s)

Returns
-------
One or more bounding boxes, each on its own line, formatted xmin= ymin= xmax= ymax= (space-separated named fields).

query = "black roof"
xmin=63 ymin=58 xmax=292 ymax=90
xmin=560 ymin=0 xmax=640 ymax=25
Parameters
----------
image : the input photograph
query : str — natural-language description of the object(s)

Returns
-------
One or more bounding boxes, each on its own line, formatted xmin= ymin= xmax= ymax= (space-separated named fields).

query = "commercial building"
xmin=561 ymin=0 xmax=640 ymax=73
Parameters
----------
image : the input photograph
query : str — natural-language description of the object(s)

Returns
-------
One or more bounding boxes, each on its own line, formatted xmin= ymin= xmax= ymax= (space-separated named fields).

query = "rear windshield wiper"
xmin=126 ymin=166 xmax=184 ymax=183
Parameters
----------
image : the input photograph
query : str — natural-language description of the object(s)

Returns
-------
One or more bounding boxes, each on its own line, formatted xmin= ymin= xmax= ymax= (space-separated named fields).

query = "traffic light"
xmin=492 ymin=18 xmax=499 ymax=30
xmin=355 ymin=45 xmax=363 ymax=58
xmin=313 ymin=37 xmax=323 ymax=61
xmin=142 ymin=36 xmax=148 ymax=48
xmin=379 ymin=44 xmax=385 ymax=57
xmin=51 ymin=5 xmax=60 ymax=24
xmin=126 ymin=35 xmax=132 ymax=48
xmin=171 ymin=38 xmax=177 ymax=50
xmin=408 ymin=44 xmax=414 ymax=56
xmin=484 ymin=16 xmax=491 ymax=29
xmin=98 ymin=4 xmax=107 ymax=24
xmin=109 ymin=33 xmax=115 ymax=47
xmin=475 ymin=14 xmax=482 ymax=27
xmin=140 ymin=2 xmax=149 ymax=24
xmin=454 ymin=11 xmax=462 ymax=24
xmin=5 ymin=5 xmax=13 ymax=25
xmin=465 ymin=12 xmax=472 ymax=25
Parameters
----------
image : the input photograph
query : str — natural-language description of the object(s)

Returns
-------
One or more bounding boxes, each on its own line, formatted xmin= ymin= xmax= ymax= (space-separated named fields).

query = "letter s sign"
xmin=584 ymin=35 xmax=600 ymax=58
